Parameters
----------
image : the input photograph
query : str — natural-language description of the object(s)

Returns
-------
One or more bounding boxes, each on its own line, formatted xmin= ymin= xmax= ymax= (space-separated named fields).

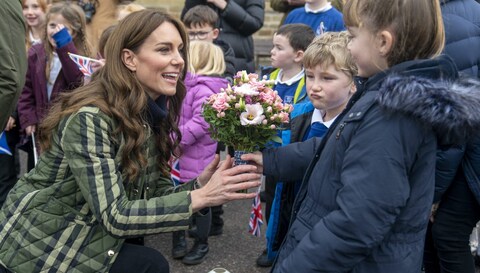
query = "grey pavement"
xmin=146 ymin=199 xmax=272 ymax=273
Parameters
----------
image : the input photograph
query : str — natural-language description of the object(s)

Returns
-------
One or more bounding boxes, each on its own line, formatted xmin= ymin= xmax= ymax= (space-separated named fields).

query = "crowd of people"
xmin=0 ymin=0 xmax=480 ymax=272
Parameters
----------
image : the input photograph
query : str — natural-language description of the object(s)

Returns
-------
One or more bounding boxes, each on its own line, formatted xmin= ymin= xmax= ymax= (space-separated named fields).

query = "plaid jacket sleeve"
xmin=61 ymin=108 xmax=192 ymax=237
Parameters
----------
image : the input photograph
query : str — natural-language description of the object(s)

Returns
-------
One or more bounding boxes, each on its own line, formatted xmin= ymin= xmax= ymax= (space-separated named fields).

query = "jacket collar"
xmin=145 ymin=95 xmax=167 ymax=134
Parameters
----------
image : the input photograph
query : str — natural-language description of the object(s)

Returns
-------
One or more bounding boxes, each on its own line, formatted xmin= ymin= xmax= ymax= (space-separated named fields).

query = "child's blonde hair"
xmin=343 ymin=0 xmax=444 ymax=67
xmin=189 ymin=40 xmax=225 ymax=76
xmin=117 ymin=3 xmax=146 ymax=21
xmin=303 ymin=31 xmax=357 ymax=79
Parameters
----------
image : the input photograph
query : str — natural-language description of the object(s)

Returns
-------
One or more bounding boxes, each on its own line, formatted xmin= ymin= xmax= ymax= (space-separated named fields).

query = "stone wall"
xmin=135 ymin=0 xmax=283 ymax=41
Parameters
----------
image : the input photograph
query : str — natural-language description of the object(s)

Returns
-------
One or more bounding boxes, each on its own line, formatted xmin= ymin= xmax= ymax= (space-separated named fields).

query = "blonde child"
xmin=265 ymin=30 xmax=357 ymax=267
xmin=22 ymin=0 xmax=48 ymax=50
xmin=172 ymin=40 xmax=228 ymax=266
xmin=18 ymin=2 xmax=92 ymax=170
xmin=117 ymin=3 xmax=145 ymax=21
xmin=243 ymin=0 xmax=480 ymax=272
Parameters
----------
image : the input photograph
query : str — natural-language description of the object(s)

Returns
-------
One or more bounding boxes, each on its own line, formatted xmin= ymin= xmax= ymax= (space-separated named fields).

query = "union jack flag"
xmin=0 ymin=132 xmax=12 ymax=156
xmin=170 ymin=157 xmax=181 ymax=186
xmin=68 ymin=52 xmax=98 ymax=77
xmin=248 ymin=187 xmax=264 ymax=237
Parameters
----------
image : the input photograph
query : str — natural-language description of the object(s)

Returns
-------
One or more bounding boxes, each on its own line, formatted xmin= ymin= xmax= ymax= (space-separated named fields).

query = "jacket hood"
xmin=376 ymin=75 xmax=480 ymax=145
xmin=185 ymin=73 xmax=228 ymax=94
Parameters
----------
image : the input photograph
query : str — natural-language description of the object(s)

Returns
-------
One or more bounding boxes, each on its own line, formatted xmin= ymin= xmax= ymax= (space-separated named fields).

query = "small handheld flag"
xmin=248 ymin=185 xmax=264 ymax=237
xmin=170 ymin=158 xmax=181 ymax=186
xmin=68 ymin=52 xmax=102 ymax=77
xmin=0 ymin=132 xmax=12 ymax=156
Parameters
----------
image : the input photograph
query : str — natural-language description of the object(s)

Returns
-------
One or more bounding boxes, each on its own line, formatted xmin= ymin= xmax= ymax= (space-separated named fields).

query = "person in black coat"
xmin=424 ymin=132 xmax=480 ymax=273
xmin=441 ymin=0 xmax=480 ymax=78
xmin=421 ymin=1 xmax=480 ymax=272
xmin=181 ymin=0 xmax=264 ymax=73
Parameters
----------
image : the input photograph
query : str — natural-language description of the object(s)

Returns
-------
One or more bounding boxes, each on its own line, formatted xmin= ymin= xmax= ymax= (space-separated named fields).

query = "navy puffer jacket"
xmin=441 ymin=0 xmax=480 ymax=78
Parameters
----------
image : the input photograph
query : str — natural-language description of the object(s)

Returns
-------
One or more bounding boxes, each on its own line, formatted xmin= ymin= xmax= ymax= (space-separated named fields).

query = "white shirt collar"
xmin=311 ymin=108 xmax=337 ymax=128
xmin=305 ymin=2 xmax=332 ymax=14
xmin=275 ymin=68 xmax=305 ymax=86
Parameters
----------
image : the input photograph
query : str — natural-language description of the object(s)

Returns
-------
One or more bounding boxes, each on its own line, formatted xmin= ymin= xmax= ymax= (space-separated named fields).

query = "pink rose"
xmin=259 ymin=92 xmax=276 ymax=105
xmin=212 ymin=93 xmax=230 ymax=112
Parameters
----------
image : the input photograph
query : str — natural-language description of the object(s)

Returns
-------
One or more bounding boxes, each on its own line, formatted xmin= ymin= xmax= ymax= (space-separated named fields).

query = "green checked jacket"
xmin=0 ymin=106 xmax=195 ymax=273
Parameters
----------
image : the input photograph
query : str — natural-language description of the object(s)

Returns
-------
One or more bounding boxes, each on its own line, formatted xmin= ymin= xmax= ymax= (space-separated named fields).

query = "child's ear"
xmin=212 ymin=28 xmax=220 ymax=40
xmin=376 ymin=30 xmax=393 ymax=57
xmin=121 ymin=49 xmax=137 ymax=72
xmin=294 ymin=50 xmax=304 ymax=63
xmin=349 ymin=82 xmax=357 ymax=94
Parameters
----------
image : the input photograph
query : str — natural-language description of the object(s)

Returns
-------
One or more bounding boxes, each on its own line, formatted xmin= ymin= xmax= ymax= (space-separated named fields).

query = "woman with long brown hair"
xmin=0 ymin=9 xmax=261 ymax=273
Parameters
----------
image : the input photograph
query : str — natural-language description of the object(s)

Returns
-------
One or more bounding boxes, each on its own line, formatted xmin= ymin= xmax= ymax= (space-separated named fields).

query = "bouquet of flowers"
xmin=202 ymin=70 xmax=293 ymax=156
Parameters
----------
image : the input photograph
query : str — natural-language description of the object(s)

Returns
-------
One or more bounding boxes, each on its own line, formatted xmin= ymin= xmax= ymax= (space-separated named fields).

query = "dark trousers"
xmin=264 ymin=175 xmax=276 ymax=224
xmin=1 ymin=244 xmax=168 ymax=273
xmin=211 ymin=205 xmax=224 ymax=227
xmin=110 ymin=243 xmax=169 ymax=273
xmin=424 ymin=176 xmax=480 ymax=273
xmin=194 ymin=208 xmax=212 ymax=243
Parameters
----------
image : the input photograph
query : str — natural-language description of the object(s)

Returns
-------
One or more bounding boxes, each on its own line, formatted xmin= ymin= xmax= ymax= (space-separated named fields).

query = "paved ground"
xmin=146 ymin=199 xmax=272 ymax=273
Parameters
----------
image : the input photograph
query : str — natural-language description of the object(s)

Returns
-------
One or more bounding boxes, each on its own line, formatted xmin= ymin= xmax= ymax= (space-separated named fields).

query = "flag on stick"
xmin=0 ymin=132 xmax=12 ymax=156
xmin=248 ymin=185 xmax=264 ymax=237
xmin=68 ymin=52 xmax=101 ymax=77
xmin=32 ymin=133 xmax=38 ymax=165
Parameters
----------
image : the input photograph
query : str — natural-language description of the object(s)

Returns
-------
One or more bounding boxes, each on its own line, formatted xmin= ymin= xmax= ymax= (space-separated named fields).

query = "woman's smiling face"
xmin=125 ymin=21 xmax=185 ymax=100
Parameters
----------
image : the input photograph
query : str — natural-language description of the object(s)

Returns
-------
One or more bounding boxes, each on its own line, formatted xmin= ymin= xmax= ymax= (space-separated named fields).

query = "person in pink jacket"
xmin=172 ymin=40 xmax=228 ymax=265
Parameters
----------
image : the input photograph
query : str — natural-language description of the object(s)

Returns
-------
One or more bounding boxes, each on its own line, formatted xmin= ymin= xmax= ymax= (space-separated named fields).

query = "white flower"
xmin=234 ymin=83 xmax=259 ymax=96
xmin=240 ymin=103 xmax=265 ymax=125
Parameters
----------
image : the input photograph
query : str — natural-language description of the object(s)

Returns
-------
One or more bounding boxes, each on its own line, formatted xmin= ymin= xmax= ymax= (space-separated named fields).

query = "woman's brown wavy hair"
xmin=39 ymin=9 xmax=188 ymax=182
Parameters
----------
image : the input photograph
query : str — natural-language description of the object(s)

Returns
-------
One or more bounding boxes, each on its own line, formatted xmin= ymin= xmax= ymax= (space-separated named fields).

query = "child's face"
xmin=347 ymin=26 xmax=388 ymax=78
xmin=46 ymin=13 xmax=74 ymax=47
xmin=306 ymin=63 xmax=355 ymax=117
xmin=23 ymin=0 xmax=46 ymax=28
xmin=186 ymin=24 xmax=219 ymax=42
xmin=270 ymin=33 xmax=300 ymax=70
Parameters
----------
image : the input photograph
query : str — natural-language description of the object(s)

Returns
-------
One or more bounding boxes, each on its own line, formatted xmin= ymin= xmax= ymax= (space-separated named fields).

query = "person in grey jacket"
xmin=0 ymin=0 xmax=27 ymax=130
xmin=441 ymin=0 xmax=480 ymax=78
xmin=181 ymin=0 xmax=264 ymax=73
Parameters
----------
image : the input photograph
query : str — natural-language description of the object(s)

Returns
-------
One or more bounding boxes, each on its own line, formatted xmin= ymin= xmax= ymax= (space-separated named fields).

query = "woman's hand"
xmin=197 ymin=154 xmax=221 ymax=187
xmin=191 ymin=154 xmax=261 ymax=211
xmin=240 ymin=151 xmax=263 ymax=174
